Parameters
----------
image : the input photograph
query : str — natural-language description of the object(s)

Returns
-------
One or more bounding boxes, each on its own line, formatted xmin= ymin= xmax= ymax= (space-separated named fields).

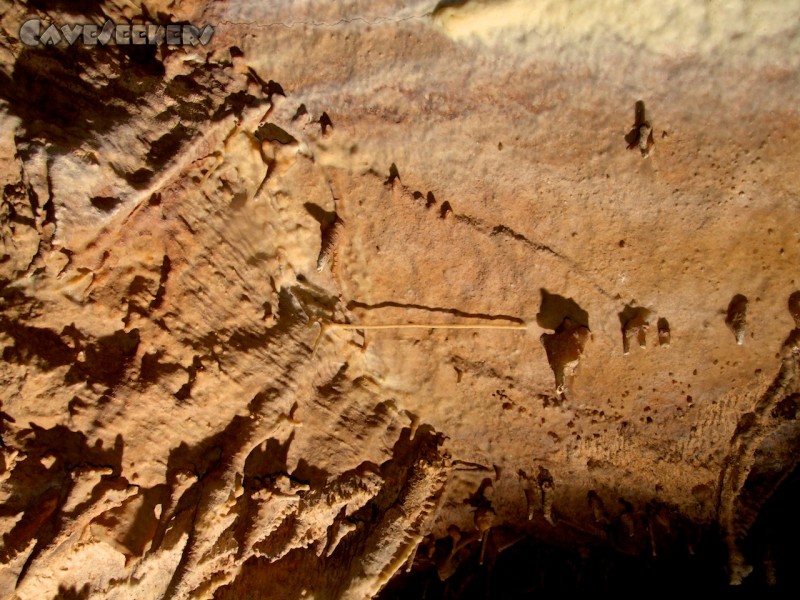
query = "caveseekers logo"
xmin=19 ymin=18 xmax=214 ymax=47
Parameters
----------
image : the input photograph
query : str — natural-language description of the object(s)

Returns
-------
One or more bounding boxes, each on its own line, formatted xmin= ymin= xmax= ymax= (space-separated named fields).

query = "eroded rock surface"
xmin=1 ymin=0 xmax=800 ymax=597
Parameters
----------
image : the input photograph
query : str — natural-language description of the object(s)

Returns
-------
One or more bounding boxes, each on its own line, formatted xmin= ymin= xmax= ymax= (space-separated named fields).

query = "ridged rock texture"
xmin=1 ymin=0 xmax=800 ymax=597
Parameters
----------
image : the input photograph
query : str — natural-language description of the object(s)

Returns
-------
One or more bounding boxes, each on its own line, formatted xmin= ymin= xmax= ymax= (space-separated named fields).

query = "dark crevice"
xmin=149 ymin=255 xmax=171 ymax=310
xmin=346 ymin=299 xmax=524 ymax=324
xmin=90 ymin=195 xmax=122 ymax=211
xmin=490 ymin=224 xmax=563 ymax=258
xmin=319 ymin=112 xmax=333 ymax=136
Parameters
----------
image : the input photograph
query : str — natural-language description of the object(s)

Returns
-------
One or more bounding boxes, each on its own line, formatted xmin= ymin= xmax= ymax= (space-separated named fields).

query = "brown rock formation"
xmin=1 ymin=0 xmax=800 ymax=597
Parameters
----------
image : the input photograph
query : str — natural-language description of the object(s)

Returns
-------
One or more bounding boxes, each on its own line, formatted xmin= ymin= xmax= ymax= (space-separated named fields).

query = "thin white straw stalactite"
xmin=327 ymin=323 xmax=528 ymax=331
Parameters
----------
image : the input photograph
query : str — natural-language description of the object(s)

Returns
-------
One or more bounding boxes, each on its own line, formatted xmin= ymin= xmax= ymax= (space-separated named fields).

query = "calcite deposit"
xmin=1 ymin=0 xmax=799 ymax=597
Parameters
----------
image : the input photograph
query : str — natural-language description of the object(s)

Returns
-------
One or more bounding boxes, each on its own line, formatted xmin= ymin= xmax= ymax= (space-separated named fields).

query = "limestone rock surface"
xmin=1 ymin=0 xmax=800 ymax=597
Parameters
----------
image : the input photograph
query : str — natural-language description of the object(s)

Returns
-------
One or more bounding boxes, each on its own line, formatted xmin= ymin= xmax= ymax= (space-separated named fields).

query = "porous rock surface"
xmin=1 ymin=0 xmax=799 ymax=597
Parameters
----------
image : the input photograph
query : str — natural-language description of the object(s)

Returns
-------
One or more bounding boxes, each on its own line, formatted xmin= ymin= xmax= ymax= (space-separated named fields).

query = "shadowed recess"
xmin=625 ymin=99 xmax=649 ymax=147
xmin=536 ymin=289 xmax=589 ymax=330
xmin=788 ymin=291 xmax=800 ymax=325
xmin=255 ymin=123 xmax=297 ymax=145
xmin=89 ymin=195 xmax=122 ymax=211
xmin=432 ymin=0 xmax=471 ymax=17
xmin=304 ymin=202 xmax=337 ymax=228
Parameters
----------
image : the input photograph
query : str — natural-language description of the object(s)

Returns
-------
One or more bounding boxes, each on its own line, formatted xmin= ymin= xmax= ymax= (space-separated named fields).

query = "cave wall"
xmin=1 ymin=1 xmax=800 ymax=597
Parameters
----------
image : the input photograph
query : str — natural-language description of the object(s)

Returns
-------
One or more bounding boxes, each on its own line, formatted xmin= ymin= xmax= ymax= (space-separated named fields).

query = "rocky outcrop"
xmin=1 ymin=0 xmax=800 ymax=596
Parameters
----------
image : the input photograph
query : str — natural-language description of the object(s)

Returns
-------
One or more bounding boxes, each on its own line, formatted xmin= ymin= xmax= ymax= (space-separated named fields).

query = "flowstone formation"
xmin=1 ymin=0 xmax=800 ymax=597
